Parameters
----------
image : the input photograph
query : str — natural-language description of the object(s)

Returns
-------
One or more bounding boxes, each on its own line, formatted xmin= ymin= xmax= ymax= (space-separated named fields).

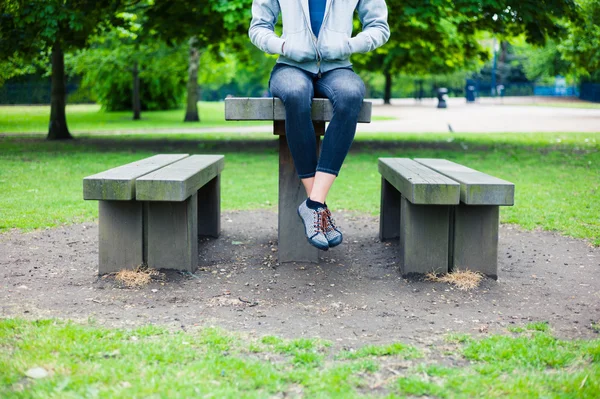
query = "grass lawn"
xmin=1 ymin=318 xmax=598 ymax=398
xmin=0 ymin=132 xmax=598 ymax=245
xmin=1 ymin=129 xmax=599 ymax=397
xmin=0 ymin=103 xmax=394 ymax=134
xmin=521 ymin=101 xmax=600 ymax=109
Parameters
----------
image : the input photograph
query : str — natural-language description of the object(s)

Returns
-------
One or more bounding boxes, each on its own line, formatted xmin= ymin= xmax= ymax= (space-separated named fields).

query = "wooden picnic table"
xmin=225 ymin=97 xmax=372 ymax=263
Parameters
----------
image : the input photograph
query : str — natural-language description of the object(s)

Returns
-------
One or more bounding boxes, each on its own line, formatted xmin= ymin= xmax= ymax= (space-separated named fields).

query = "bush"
xmin=67 ymin=36 xmax=187 ymax=111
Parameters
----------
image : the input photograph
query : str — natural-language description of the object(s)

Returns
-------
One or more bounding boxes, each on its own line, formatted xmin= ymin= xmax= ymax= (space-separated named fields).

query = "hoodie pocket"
xmin=318 ymin=28 xmax=352 ymax=61
xmin=282 ymin=29 xmax=318 ymax=63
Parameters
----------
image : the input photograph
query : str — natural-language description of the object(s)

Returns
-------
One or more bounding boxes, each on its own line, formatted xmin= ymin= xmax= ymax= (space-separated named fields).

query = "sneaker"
xmin=297 ymin=199 xmax=329 ymax=251
xmin=323 ymin=208 xmax=343 ymax=248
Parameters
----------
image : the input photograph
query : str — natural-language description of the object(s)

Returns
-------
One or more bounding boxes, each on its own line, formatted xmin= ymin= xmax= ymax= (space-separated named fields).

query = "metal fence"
xmin=0 ymin=82 xmax=89 ymax=105
xmin=580 ymin=83 xmax=600 ymax=103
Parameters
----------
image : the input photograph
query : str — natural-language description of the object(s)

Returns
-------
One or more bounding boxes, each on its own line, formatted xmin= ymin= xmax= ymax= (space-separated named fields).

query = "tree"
xmin=353 ymin=0 xmax=489 ymax=103
xmin=513 ymin=38 xmax=571 ymax=83
xmin=144 ymin=0 xmax=252 ymax=122
xmin=353 ymin=0 xmax=580 ymax=103
xmin=0 ymin=0 xmax=127 ymax=140
xmin=66 ymin=9 xmax=188 ymax=118
xmin=66 ymin=31 xmax=188 ymax=113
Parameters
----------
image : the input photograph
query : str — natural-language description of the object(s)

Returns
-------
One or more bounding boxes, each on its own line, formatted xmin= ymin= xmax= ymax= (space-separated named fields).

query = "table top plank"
xmin=83 ymin=154 xmax=190 ymax=200
xmin=225 ymin=97 xmax=372 ymax=123
xmin=378 ymin=158 xmax=460 ymax=205
xmin=136 ymin=155 xmax=225 ymax=201
xmin=414 ymin=158 xmax=515 ymax=205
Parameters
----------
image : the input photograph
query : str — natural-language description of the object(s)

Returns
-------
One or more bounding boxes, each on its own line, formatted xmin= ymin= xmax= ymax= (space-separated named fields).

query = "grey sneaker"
xmin=297 ymin=200 xmax=329 ymax=251
xmin=323 ymin=208 xmax=343 ymax=248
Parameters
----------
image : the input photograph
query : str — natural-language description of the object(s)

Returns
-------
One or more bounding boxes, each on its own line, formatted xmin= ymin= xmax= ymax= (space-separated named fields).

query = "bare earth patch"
xmin=1 ymin=210 xmax=599 ymax=348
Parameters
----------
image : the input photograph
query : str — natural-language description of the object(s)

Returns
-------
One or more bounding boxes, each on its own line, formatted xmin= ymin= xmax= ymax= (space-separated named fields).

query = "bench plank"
xmin=378 ymin=158 xmax=460 ymax=205
xmin=225 ymin=97 xmax=372 ymax=123
xmin=83 ymin=154 xmax=189 ymax=200
xmin=136 ymin=155 xmax=225 ymax=201
xmin=414 ymin=158 xmax=514 ymax=205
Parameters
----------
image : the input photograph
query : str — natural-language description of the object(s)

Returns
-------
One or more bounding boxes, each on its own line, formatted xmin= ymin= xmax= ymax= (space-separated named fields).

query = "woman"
xmin=249 ymin=0 xmax=390 ymax=250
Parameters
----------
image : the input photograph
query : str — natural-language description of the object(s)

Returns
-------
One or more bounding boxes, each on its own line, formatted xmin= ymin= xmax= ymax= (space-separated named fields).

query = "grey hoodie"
xmin=249 ymin=0 xmax=390 ymax=75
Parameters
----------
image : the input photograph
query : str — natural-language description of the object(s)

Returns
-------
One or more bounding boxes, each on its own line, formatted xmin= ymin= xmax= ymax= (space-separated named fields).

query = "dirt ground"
xmin=1 ymin=210 xmax=599 ymax=348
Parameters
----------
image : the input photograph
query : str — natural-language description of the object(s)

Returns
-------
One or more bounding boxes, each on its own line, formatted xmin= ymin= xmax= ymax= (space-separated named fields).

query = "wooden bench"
xmin=225 ymin=97 xmax=372 ymax=263
xmin=83 ymin=154 xmax=224 ymax=274
xmin=379 ymin=158 xmax=514 ymax=279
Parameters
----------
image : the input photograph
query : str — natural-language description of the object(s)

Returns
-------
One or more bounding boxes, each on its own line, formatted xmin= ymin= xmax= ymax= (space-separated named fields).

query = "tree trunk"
xmin=184 ymin=37 xmax=200 ymax=122
xmin=498 ymin=41 xmax=507 ymax=85
xmin=384 ymin=70 xmax=392 ymax=105
xmin=132 ymin=61 xmax=141 ymax=120
xmin=47 ymin=42 xmax=72 ymax=140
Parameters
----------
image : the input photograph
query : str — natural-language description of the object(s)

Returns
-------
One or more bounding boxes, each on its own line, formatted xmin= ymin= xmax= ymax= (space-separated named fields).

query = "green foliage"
xmin=513 ymin=38 xmax=572 ymax=83
xmin=0 ymin=0 xmax=126 ymax=57
xmin=354 ymin=0 xmax=488 ymax=76
xmin=144 ymin=0 xmax=252 ymax=47
xmin=0 ymin=54 xmax=46 ymax=86
xmin=66 ymin=31 xmax=187 ymax=111
xmin=559 ymin=0 xmax=600 ymax=80
xmin=353 ymin=0 xmax=580 ymax=97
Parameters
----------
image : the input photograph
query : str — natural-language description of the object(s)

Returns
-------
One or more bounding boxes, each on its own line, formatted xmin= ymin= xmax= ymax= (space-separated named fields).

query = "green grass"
xmin=519 ymin=101 xmax=600 ymax=110
xmin=0 ymin=103 xmax=394 ymax=134
xmin=1 ymin=318 xmax=598 ymax=398
xmin=0 ymin=103 xmax=265 ymax=133
xmin=396 ymin=327 xmax=600 ymax=398
xmin=1 ymin=131 xmax=598 ymax=245
xmin=337 ymin=343 xmax=422 ymax=360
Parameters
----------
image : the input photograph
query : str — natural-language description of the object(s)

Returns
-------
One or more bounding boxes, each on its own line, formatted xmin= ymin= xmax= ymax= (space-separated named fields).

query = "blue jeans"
xmin=268 ymin=63 xmax=366 ymax=178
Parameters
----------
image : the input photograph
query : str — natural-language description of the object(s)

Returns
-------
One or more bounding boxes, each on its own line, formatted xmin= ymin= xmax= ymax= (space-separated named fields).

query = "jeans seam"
xmin=298 ymin=172 xmax=316 ymax=178
xmin=315 ymin=81 xmax=337 ymax=106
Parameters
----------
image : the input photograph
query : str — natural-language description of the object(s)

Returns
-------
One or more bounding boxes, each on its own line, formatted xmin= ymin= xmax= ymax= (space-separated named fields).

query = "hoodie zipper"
xmin=316 ymin=2 xmax=333 ymax=77
xmin=303 ymin=1 xmax=333 ymax=78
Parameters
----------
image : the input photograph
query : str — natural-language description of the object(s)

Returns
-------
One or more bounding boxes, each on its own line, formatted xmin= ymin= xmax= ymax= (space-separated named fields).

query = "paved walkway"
xmin=367 ymin=98 xmax=600 ymax=133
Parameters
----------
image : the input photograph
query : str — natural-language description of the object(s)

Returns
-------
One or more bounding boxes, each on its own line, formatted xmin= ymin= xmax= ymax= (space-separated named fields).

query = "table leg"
xmin=277 ymin=121 xmax=321 ymax=263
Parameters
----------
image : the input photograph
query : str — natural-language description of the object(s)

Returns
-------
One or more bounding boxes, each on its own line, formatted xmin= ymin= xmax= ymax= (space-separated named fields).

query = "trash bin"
xmin=437 ymin=88 xmax=448 ymax=109
xmin=465 ymin=80 xmax=476 ymax=103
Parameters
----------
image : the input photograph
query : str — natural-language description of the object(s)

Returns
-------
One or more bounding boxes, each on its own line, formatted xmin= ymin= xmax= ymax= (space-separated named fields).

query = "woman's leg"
xmin=312 ymin=67 xmax=366 ymax=203
xmin=269 ymin=64 xmax=318 ymax=182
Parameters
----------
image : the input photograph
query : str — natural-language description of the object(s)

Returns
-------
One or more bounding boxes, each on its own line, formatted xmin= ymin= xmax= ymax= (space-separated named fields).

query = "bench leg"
xmin=278 ymin=133 xmax=319 ymax=263
xmin=146 ymin=193 xmax=198 ymax=272
xmin=399 ymin=196 xmax=450 ymax=276
xmin=98 ymin=201 xmax=144 ymax=274
xmin=197 ymin=175 xmax=220 ymax=238
xmin=379 ymin=177 xmax=401 ymax=241
xmin=451 ymin=205 xmax=499 ymax=279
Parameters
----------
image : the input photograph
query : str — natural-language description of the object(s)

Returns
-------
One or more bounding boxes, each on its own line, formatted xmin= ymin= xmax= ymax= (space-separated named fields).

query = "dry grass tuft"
xmin=113 ymin=265 xmax=161 ymax=288
xmin=425 ymin=268 xmax=484 ymax=291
